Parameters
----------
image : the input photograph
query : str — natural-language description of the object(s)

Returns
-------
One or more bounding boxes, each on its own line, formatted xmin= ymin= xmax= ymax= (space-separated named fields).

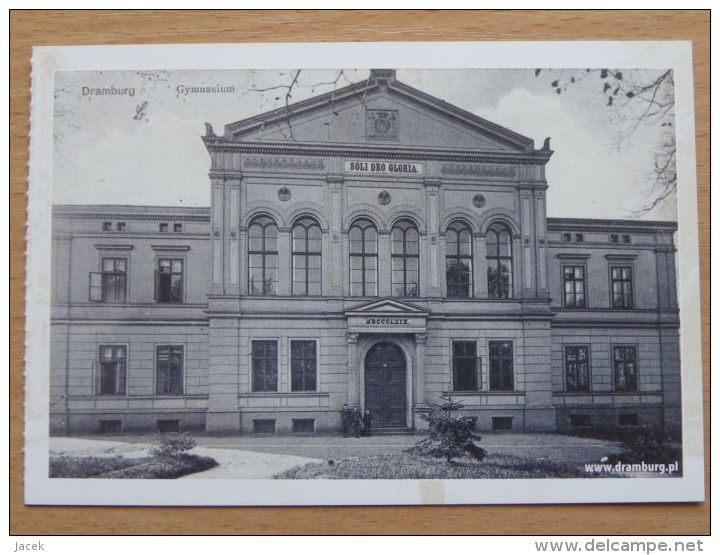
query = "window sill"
xmin=443 ymin=390 xmax=523 ymax=396
xmin=68 ymin=394 xmax=208 ymax=400
xmin=239 ymin=392 xmax=329 ymax=398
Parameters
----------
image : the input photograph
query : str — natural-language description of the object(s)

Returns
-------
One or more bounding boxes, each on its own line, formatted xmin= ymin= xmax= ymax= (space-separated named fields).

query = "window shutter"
xmin=89 ymin=272 xmax=102 ymax=301
xmin=154 ymin=270 xmax=160 ymax=302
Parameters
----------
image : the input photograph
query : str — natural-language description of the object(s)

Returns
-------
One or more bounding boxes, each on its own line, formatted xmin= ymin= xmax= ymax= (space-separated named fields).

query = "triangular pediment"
xmin=345 ymin=297 xmax=429 ymax=315
xmin=220 ymin=70 xmax=535 ymax=153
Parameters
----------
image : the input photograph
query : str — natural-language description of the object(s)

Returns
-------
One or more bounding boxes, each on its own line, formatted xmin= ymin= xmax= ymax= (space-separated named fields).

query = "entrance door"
xmin=364 ymin=342 xmax=407 ymax=429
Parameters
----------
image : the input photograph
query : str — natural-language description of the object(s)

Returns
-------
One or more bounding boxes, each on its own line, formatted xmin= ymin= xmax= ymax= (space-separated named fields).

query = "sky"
xmin=53 ymin=68 xmax=677 ymax=221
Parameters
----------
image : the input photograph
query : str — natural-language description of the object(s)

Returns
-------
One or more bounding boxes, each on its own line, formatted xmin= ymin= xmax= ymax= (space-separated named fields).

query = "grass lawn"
xmin=276 ymin=453 xmax=603 ymax=479
xmin=50 ymin=454 xmax=218 ymax=479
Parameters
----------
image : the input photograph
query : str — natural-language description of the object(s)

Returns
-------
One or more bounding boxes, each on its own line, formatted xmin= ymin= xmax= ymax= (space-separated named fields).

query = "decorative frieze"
xmin=242 ymin=155 xmax=325 ymax=171
xmin=440 ymin=163 xmax=517 ymax=179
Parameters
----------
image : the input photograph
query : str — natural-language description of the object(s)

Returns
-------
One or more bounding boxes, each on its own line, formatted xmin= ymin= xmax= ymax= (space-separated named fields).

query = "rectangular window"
xmin=290 ymin=340 xmax=317 ymax=392
xmin=156 ymin=419 xmax=180 ymax=433
xmin=611 ymin=266 xmax=634 ymax=308
xmin=562 ymin=233 xmax=572 ymax=243
xmin=575 ymin=233 xmax=584 ymax=242
xmin=155 ymin=258 xmax=184 ymax=303
xmin=253 ymin=419 xmax=276 ymax=434
xmin=492 ymin=416 xmax=513 ymax=431
xmin=619 ymin=413 xmax=639 ymax=426
xmin=613 ymin=346 xmax=638 ymax=392
xmin=622 ymin=234 xmax=631 ymax=243
xmin=570 ymin=414 xmax=591 ymax=427
xmin=89 ymin=257 xmax=127 ymax=302
xmin=159 ymin=223 xmax=169 ymax=232
xmin=102 ymin=221 xmax=112 ymax=231
xmin=252 ymin=340 xmax=278 ymax=392
xmin=562 ymin=265 xmax=586 ymax=307
xmin=489 ymin=340 xmax=514 ymax=391
xmin=97 ymin=345 xmax=127 ymax=395
xmin=452 ymin=341 xmax=478 ymax=391
xmin=564 ymin=346 xmax=590 ymax=392
xmin=98 ymin=420 xmax=122 ymax=434
xmin=292 ymin=419 xmax=315 ymax=433
xmin=116 ymin=222 xmax=127 ymax=231
xmin=156 ymin=345 xmax=184 ymax=395
xmin=610 ymin=233 xmax=619 ymax=243
xmin=174 ymin=223 xmax=183 ymax=233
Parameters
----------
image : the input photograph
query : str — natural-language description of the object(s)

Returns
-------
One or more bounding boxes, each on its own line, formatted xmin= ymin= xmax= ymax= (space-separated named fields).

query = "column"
xmin=225 ymin=177 xmax=241 ymax=295
xmin=425 ymin=180 xmax=441 ymax=297
xmin=473 ymin=233 xmax=487 ymax=298
xmin=326 ymin=175 xmax=344 ymax=296
xmin=414 ymin=333 xmax=428 ymax=405
xmin=277 ymin=228 xmax=291 ymax=296
xmin=520 ymin=190 xmax=535 ymax=298
xmin=346 ymin=332 xmax=360 ymax=407
xmin=534 ymin=189 xmax=549 ymax=297
xmin=210 ymin=175 xmax=224 ymax=294
xmin=378 ymin=231 xmax=391 ymax=297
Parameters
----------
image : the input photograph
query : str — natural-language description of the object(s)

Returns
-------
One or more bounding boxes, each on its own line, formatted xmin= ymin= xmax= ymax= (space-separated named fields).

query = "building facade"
xmin=50 ymin=69 xmax=681 ymax=437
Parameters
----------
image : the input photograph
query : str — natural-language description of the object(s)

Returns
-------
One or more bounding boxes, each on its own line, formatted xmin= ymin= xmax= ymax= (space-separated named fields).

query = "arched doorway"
xmin=364 ymin=341 xmax=407 ymax=429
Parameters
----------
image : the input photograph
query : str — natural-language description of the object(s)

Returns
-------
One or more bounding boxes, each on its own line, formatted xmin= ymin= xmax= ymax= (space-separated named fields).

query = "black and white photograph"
xmin=24 ymin=42 xmax=704 ymax=505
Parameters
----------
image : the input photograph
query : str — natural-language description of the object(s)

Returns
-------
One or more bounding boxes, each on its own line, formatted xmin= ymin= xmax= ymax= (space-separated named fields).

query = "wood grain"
xmin=9 ymin=9 xmax=709 ymax=535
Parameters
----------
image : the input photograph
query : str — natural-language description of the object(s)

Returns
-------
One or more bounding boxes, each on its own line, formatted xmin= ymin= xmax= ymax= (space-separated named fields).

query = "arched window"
xmin=292 ymin=217 xmax=322 ymax=296
xmin=445 ymin=221 xmax=473 ymax=298
xmin=391 ymin=219 xmax=419 ymax=297
xmin=248 ymin=215 xmax=278 ymax=296
xmin=486 ymin=222 xmax=513 ymax=299
xmin=349 ymin=218 xmax=378 ymax=297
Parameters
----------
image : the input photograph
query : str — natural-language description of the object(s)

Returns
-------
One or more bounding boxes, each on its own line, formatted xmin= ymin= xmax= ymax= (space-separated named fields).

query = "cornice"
xmin=205 ymin=141 xmax=552 ymax=165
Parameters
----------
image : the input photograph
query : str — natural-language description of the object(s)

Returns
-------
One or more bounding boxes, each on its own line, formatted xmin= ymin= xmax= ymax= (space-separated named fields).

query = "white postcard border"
xmin=25 ymin=41 xmax=704 ymax=505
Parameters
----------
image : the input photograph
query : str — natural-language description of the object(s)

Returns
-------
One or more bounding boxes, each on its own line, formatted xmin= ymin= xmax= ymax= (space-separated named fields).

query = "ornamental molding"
xmin=207 ymin=142 xmax=552 ymax=165
xmin=56 ymin=212 xmax=210 ymax=222
xmin=242 ymin=155 xmax=325 ymax=171
xmin=440 ymin=163 xmax=517 ymax=178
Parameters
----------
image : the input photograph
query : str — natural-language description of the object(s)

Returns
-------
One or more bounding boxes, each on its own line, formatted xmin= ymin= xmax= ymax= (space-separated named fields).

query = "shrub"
xmin=150 ymin=431 xmax=197 ymax=460
xmin=49 ymin=456 xmax=137 ymax=478
xmin=606 ymin=425 xmax=680 ymax=466
xmin=406 ymin=395 xmax=487 ymax=463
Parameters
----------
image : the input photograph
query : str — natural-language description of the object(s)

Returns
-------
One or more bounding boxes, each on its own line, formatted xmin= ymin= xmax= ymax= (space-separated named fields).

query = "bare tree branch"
xmin=536 ymin=68 xmax=676 ymax=216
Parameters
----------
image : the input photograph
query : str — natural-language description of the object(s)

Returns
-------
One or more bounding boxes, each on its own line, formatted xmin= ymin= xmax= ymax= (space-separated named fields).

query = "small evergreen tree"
xmin=407 ymin=395 xmax=487 ymax=463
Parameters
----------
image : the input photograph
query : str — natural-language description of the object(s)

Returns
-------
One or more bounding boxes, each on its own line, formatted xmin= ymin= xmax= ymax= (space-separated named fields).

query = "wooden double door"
xmin=364 ymin=341 xmax=407 ymax=429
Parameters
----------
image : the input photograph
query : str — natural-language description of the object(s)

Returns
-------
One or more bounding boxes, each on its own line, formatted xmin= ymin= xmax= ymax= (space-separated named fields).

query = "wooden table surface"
xmin=9 ymin=10 xmax=710 ymax=535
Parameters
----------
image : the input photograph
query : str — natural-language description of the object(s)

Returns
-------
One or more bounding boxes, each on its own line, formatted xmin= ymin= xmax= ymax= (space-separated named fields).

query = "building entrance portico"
xmin=344 ymin=298 xmax=430 ymax=430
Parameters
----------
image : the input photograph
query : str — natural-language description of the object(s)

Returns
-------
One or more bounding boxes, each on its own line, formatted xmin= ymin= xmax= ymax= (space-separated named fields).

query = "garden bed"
xmin=50 ymin=454 xmax=218 ymax=479
xmin=275 ymin=453 xmax=599 ymax=480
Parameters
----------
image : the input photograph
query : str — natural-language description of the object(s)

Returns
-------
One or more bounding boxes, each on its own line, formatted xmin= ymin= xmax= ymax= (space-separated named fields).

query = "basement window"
xmin=569 ymin=414 xmax=591 ymax=427
xmin=492 ymin=416 xmax=513 ymax=431
xmin=619 ymin=413 xmax=639 ymax=427
xmin=253 ymin=419 xmax=276 ymax=434
xmin=292 ymin=419 xmax=315 ymax=434
xmin=98 ymin=419 xmax=122 ymax=434
xmin=156 ymin=419 xmax=180 ymax=433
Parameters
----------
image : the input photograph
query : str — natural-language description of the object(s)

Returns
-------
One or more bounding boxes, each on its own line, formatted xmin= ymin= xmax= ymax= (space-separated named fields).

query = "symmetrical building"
xmin=50 ymin=69 xmax=681 ymax=437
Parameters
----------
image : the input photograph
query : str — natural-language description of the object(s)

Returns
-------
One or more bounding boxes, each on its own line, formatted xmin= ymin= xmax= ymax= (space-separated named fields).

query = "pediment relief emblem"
xmin=366 ymin=109 xmax=398 ymax=140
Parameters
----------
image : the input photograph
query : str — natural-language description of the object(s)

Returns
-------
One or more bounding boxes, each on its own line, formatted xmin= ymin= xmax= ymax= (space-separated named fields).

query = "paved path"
xmin=49 ymin=437 xmax=321 ymax=479
xmin=59 ymin=432 xmax=622 ymax=469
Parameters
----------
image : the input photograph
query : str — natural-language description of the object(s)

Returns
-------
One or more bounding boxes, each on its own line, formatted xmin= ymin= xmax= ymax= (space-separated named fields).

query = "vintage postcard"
xmin=25 ymin=42 xmax=704 ymax=505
